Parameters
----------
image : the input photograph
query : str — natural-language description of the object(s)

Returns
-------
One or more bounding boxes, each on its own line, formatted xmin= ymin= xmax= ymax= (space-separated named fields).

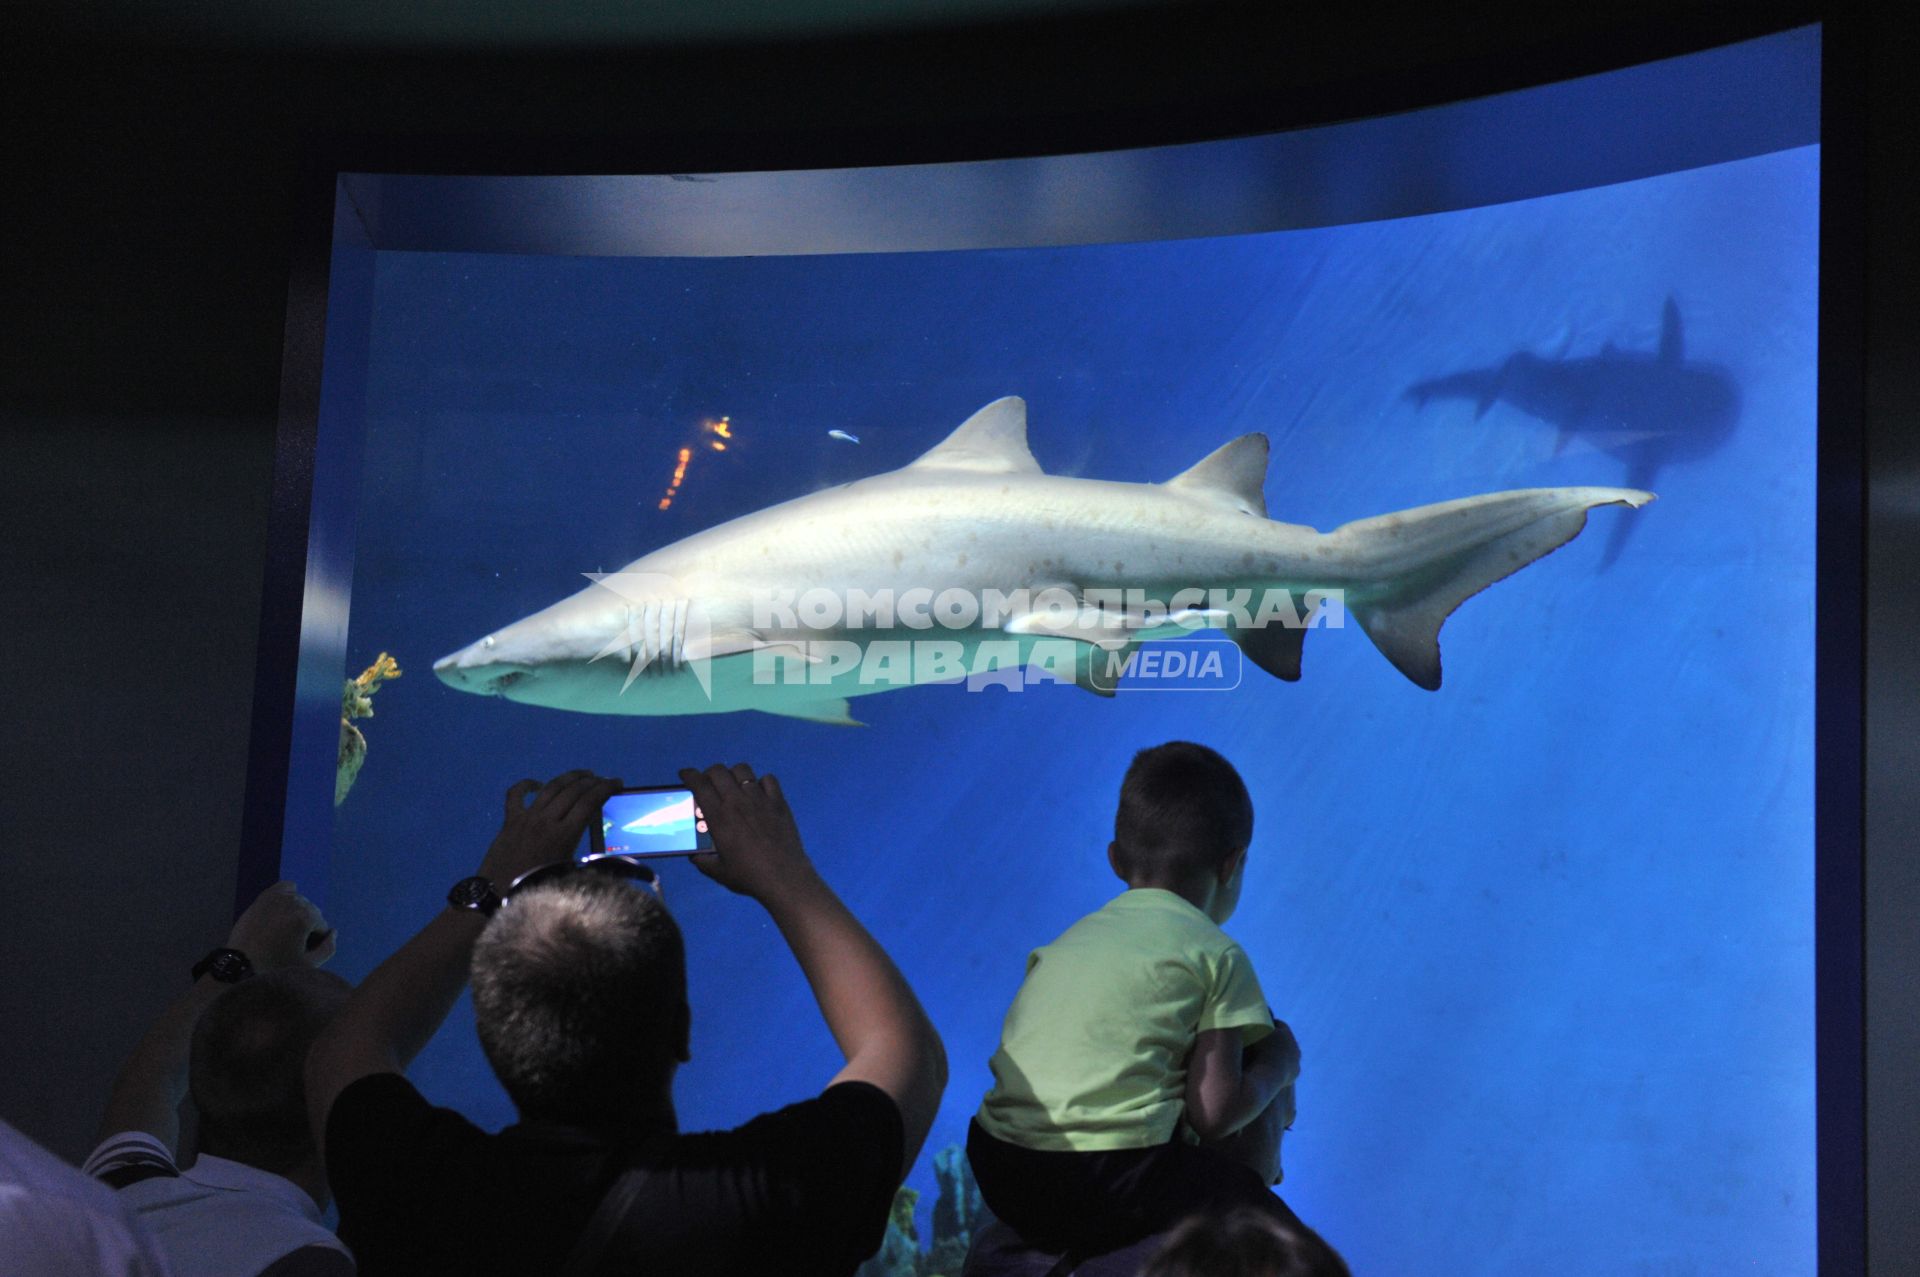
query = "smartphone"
xmin=588 ymin=785 xmax=714 ymax=858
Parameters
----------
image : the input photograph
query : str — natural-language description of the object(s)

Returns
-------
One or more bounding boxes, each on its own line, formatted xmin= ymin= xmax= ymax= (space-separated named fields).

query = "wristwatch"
xmin=192 ymin=947 xmax=255 ymax=984
xmin=447 ymin=875 xmax=502 ymax=916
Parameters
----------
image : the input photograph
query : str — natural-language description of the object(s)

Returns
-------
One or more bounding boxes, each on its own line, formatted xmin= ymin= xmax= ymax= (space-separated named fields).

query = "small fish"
xmin=827 ymin=429 xmax=861 ymax=445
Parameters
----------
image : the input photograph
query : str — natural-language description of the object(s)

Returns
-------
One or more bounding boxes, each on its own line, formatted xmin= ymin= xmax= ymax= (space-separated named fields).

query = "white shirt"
xmin=84 ymin=1133 xmax=351 ymax=1277
xmin=0 ymin=1119 xmax=172 ymax=1277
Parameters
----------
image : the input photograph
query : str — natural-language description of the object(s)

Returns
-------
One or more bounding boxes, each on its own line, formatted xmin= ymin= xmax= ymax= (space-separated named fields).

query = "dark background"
xmin=0 ymin=1 xmax=1910 ymax=1270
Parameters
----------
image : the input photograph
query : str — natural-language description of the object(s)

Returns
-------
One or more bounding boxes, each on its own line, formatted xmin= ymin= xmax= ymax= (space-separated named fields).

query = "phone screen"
xmin=590 ymin=786 xmax=713 ymax=857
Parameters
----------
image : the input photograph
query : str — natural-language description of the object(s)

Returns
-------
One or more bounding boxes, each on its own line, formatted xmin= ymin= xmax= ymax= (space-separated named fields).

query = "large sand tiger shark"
xmin=434 ymin=397 xmax=1652 ymax=723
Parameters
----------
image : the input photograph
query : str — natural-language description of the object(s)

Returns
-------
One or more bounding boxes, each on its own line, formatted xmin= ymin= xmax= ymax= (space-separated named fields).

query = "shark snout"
xmin=433 ymin=642 xmax=533 ymax=696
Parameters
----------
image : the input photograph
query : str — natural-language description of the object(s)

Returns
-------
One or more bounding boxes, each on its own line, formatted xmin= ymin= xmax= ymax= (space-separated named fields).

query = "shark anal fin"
xmin=908 ymin=397 xmax=1042 ymax=475
xmin=1070 ymin=637 xmax=1143 ymax=698
xmin=1233 ymin=622 xmax=1306 ymax=682
xmin=763 ymin=697 xmax=865 ymax=726
xmin=1163 ymin=434 xmax=1270 ymax=517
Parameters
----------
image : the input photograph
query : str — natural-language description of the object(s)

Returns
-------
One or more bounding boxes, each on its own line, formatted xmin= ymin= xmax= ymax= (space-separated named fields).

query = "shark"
xmin=1406 ymin=299 xmax=1737 ymax=569
xmin=433 ymin=397 xmax=1652 ymax=723
xmin=622 ymin=794 xmax=698 ymax=832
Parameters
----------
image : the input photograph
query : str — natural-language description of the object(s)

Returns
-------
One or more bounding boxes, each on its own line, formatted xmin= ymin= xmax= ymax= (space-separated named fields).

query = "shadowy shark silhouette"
xmin=1407 ymin=299 xmax=1739 ymax=569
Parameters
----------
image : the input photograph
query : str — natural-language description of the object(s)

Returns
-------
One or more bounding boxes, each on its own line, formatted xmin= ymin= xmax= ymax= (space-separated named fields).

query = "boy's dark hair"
xmin=189 ymin=967 xmax=351 ymax=1174
xmin=1142 ymin=1206 xmax=1351 ymax=1277
xmin=1113 ymin=741 xmax=1253 ymax=879
xmin=471 ymin=874 xmax=687 ymax=1125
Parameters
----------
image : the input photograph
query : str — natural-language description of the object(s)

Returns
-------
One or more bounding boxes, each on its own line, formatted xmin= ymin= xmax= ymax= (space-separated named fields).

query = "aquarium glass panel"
xmin=303 ymin=32 xmax=1819 ymax=1276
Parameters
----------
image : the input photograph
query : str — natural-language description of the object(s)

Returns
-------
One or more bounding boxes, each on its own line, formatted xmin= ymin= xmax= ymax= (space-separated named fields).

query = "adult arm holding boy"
xmin=1185 ymin=1017 xmax=1300 ymax=1145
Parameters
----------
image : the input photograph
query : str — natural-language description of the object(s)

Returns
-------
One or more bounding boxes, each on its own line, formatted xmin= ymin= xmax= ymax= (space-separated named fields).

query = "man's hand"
xmin=1247 ymin=1017 xmax=1302 ymax=1087
xmin=476 ymin=770 xmax=624 ymax=887
xmin=679 ymin=763 xmax=820 ymax=902
xmin=99 ymin=879 xmax=334 ymax=1150
xmin=227 ymin=881 xmax=336 ymax=971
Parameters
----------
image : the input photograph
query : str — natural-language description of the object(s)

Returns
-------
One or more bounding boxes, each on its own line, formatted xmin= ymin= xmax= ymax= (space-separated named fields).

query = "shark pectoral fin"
xmin=1163 ymin=435 xmax=1270 ymax=517
xmin=763 ymin=697 xmax=865 ymax=726
xmin=1233 ymin=623 xmax=1306 ymax=682
xmin=682 ymin=630 xmax=823 ymax=664
xmin=1337 ymin=486 xmax=1655 ymax=691
xmin=680 ymin=629 xmax=762 ymax=662
xmin=906 ymin=397 xmax=1044 ymax=475
xmin=1004 ymin=604 xmax=1135 ymax=651
xmin=1166 ymin=607 xmax=1235 ymax=631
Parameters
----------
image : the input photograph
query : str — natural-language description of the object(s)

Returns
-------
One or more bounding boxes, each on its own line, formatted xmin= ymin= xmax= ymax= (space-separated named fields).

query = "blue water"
xmin=326 ymin=145 xmax=1818 ymax=1273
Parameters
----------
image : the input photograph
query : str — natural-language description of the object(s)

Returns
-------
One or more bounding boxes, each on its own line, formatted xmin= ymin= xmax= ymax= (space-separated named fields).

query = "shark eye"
xmin=482 ymin=635 xmax=496 ymax=649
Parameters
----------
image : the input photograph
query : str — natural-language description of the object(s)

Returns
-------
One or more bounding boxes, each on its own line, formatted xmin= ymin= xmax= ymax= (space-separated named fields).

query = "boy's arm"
xmin=1184 ymin=1018 xmax=1300 ymax=1142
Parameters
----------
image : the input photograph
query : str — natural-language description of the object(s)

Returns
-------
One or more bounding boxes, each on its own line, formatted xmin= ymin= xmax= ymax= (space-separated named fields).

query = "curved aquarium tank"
xmin=271 ymin=27 xmax=1822 ymax=1276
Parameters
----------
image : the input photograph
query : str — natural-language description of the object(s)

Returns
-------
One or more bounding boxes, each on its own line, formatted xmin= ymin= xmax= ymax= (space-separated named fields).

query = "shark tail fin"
xmin=1332 ymin=486 xmax=1655 ymax=689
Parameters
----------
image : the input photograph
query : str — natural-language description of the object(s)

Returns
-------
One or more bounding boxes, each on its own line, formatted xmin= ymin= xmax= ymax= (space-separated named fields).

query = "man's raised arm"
xmin=681 ymin=763 xmax=947 ymax=1177
xmin=97 ymin=882 xmax=335 ymax=1153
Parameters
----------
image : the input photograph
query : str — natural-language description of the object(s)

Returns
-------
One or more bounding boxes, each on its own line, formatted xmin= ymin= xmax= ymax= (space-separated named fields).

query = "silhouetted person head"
xmin=471 ymin=874 xmax=690 ymax=1130
xmin=189 ymin=967 xmax=351 ymax=1175
xmin=1111 ymin=742 xmax=1254 ymax=917
xmin=1140 ymin=1206 xmax=1351 ymax=1277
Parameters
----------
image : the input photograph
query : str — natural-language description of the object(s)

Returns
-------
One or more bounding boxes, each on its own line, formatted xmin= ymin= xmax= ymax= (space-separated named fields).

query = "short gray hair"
xmin=471 ymin=874 xmax=687 ymax=1124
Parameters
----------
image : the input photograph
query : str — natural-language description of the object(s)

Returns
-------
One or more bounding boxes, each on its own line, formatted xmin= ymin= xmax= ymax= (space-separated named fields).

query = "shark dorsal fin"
xmin=908 ymin=397 xmax=1042 ymax=474
xmin=1658 ymin=297 xmax=1683 ymax=364
xmin=1163 ymin=434 xmax=1269 ymax=517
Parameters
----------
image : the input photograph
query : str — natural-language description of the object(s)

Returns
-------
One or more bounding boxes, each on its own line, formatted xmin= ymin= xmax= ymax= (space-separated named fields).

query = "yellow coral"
xmin=337 ymin=653 xmax=402 ymax=806
xmin=343 ymin=652 xmax=402 ymax=720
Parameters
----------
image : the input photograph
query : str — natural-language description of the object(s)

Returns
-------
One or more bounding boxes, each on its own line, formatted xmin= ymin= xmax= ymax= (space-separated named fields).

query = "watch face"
xmin=195 ymin=948 xmax=254 ymax=984
xmin=448 ymin=876 xmax=500 ymax=913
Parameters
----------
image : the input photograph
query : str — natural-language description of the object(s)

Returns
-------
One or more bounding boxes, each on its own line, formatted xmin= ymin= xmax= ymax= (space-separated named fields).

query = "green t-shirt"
xmin=974 ymin=888 xmax=1274 ymax=1152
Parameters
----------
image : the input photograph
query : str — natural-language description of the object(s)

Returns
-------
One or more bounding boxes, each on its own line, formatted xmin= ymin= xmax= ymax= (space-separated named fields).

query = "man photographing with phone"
xmin=305 ymin=764 xmax=947 ymax=1276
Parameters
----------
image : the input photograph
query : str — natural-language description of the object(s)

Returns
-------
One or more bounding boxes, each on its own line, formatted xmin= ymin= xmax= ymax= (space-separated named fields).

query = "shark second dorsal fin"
xmin=1658 ymin=297 xmax=1684 ymax=364
xmin=908 ymin=397 xmax=1042 ymax=475
xmin=1163 ymin=434 xmax=1269 ymax=517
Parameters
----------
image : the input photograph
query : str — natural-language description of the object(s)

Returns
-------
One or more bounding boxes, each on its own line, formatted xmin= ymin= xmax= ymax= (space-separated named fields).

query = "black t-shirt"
xmin=326 ymin=1073 xmax=904 ymax=1276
